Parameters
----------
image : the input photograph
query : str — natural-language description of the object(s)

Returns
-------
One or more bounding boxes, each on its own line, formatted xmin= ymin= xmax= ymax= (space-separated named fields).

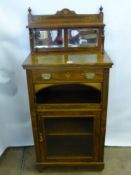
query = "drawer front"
xmin=32 ymin=70 xmax=103 ymax=82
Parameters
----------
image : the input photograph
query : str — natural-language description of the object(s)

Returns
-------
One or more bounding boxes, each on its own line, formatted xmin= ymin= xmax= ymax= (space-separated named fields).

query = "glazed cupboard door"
xmin=38 ymin=112 xmax=100 ymax=162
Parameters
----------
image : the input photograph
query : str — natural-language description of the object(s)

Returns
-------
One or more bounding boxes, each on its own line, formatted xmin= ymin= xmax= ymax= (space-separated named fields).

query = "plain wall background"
xmin=0 ymin=0 xmax=131 ymax=155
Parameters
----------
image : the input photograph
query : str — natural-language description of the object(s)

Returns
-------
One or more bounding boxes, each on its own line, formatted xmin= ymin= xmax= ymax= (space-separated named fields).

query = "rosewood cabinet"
xmin=23 ymin=7 xmax=113 ymax=170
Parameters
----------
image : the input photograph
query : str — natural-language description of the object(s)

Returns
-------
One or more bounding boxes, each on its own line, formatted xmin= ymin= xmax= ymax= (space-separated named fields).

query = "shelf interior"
xmin=46 ymin=135 xmax=93 ymax=158
xmin=45 ymin=117 xmax=93 ymax=136
xmin=35 ymin=83 xmax=101 ymax=104
xmin=44 ymin=117 xmax=94 ymax=159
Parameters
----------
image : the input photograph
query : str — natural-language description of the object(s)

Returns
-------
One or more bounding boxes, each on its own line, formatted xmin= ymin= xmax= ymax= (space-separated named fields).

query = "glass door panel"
xmin=44 ymin=117 xmax=94 ymax=159
xmin=46 ymin=135 xmax=93 ymax=158
xmin=45 ymin=117 xmax=93 ymax=135
xmin=39 ymin=112 xmax=100 ymax=161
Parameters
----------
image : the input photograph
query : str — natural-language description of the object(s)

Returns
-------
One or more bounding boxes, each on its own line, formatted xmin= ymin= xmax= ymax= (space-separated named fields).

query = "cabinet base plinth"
xmin=36 ymin=162 xmax=104 ymax=171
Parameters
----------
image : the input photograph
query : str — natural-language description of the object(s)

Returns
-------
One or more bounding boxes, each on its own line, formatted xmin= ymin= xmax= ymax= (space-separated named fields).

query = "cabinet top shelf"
xmin=23 ymin=51 xmax=113 ymax=69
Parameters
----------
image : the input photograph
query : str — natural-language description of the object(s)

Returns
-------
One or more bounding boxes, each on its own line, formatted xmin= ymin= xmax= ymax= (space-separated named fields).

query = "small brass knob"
xmin=41 ymin=73 xmax=51 ymax=80
xmin=39 ymin=133 xmax=43 ymax=142
xmin=85 ymin=72 xmax=95 ymax=79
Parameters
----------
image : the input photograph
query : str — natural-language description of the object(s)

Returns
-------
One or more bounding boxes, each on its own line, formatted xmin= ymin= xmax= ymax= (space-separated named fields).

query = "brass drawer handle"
xmin=85 ymin=72 xmax=95 ymax=79
xmin=41 ymin=73 xmax=51 ymax=80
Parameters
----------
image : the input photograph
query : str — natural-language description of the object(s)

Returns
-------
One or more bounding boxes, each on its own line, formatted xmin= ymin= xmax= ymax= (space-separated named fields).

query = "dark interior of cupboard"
xmin=44 ymin=117 xmax=94 ymax=159
xmin=35 ymin=83 xmax=101 ymax=104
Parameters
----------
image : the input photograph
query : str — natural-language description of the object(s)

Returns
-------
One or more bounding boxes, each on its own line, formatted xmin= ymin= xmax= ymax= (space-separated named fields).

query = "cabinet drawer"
xmin=32 ymin=70 xmax=103 ymax=82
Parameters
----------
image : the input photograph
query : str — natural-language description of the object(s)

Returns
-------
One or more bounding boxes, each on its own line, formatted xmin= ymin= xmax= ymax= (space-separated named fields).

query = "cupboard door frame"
xmin=38 ymin=111 xmax=100 ymax=162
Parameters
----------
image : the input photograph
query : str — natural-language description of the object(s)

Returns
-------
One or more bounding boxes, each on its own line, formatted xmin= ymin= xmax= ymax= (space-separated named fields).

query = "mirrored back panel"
xmin=68 ymin=28 xmax=99 ymax=48
xmin=34 ymin=29 xmax=64 ymax=48
xmin=33 ymin=28 xmax=99 ymax=50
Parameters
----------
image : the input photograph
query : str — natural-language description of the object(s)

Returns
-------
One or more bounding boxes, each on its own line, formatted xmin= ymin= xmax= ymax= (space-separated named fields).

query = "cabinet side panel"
xmin=99 ymin=69 xmax=109 ymax=161
xmin=26 ymin=70 xmax=41 ymax=162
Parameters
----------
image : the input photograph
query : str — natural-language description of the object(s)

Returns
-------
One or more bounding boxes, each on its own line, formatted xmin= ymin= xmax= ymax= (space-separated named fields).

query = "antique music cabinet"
xmin=23 ymin=7 xmax=113 ymax=171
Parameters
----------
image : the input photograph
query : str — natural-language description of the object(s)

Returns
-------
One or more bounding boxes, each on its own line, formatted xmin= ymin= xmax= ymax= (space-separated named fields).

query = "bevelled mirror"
xmin=68 ymin=28 xmax=99 ymax=48
xmin=34 ymin=29 xmax=64 ymax=48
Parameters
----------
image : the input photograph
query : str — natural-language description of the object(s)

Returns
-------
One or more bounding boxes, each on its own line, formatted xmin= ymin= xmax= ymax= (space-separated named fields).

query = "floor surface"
xmin=0 ymin=147 xmax=131 ymax=175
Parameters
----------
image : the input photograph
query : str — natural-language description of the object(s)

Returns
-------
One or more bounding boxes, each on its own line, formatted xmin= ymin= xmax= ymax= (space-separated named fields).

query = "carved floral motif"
xmin=56 ymin=8 xmax=76 ymax=16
